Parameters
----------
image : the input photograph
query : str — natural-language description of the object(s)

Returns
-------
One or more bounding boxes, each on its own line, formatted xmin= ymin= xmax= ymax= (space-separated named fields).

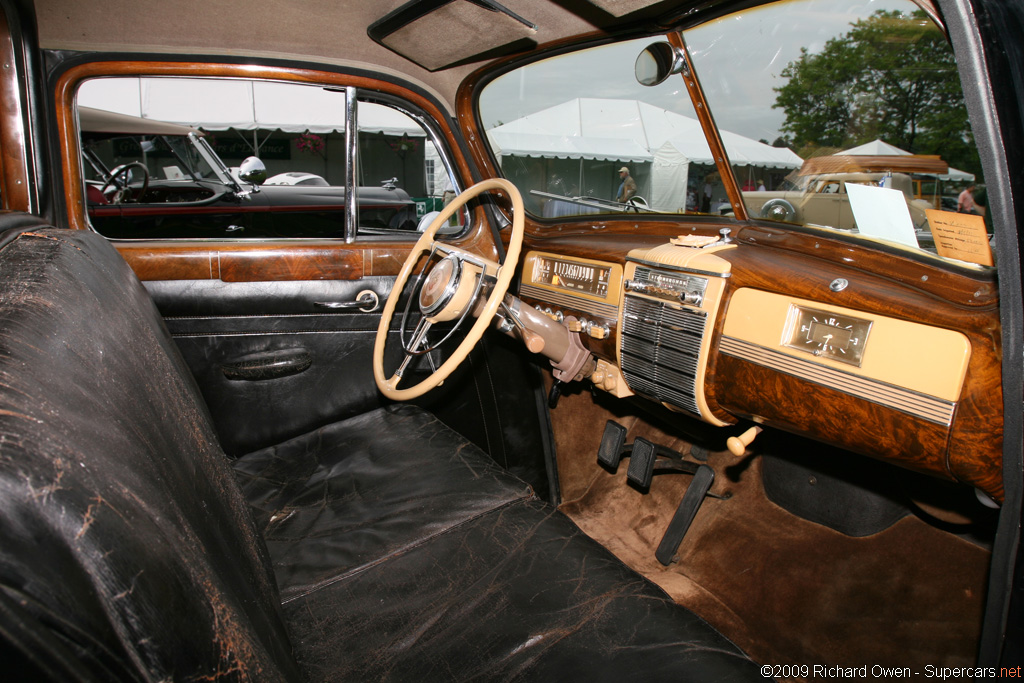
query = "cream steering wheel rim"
xmin=373 ymin=178 xmax=524 ymax=400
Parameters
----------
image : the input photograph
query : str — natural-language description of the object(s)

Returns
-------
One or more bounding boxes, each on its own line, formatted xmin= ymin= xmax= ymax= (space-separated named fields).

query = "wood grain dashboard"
xmin=516 ymin=227 xmax=1004 ymax=502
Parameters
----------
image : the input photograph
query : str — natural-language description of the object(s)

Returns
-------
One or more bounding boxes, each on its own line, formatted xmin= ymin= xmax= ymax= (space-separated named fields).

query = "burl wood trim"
xmin=513 ymin=231 xmax=1004 ymax=499
xmin=715 ymin=353 xmax=955 ymax=482
xmin=716 ymin=242 xmax=1003 ymax=501
xmin=52 ymin=60 xmax=497 ymax=281
xmin=0 ymin=10 xmax=30 ymax=212
xmin=946 ymin=353 xmax=1004 ymax=501
xmin=734 ymin=225 xmax=997 ymax=307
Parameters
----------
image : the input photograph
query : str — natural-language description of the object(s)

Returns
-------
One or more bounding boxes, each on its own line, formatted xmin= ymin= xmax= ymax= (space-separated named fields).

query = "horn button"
xmin=419 ymin=254 xmax=478 ymax=322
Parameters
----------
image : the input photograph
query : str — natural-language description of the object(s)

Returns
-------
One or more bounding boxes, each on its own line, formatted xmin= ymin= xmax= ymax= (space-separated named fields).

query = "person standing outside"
xmin=701 ymin=177 xmax=714 ymax=213
xmin=958 ymin=184 xmax=977 ymax=213
xmin=616 ymin=167 xmax=637 ymax=203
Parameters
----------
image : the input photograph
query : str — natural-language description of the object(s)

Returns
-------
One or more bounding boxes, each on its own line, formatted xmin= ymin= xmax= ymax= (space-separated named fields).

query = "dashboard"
xmin=516 ymin=227 xmax=1003 ymax=502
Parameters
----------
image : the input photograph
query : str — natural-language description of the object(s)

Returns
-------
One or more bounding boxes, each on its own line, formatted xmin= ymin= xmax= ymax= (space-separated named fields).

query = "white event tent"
xmin=487 ymin=98 xmax=803 ymax=212
xmin=76 ymin=77 xmax=447 ymax=194
xmin=77 ymin=77 xmax=424 ymax=137
xmin=836 ymin=139 xmax=975 ymax=182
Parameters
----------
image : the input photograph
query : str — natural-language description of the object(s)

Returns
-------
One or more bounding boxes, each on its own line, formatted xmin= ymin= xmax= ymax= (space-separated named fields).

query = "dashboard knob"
xmin=624 ymin=279 xmax=646 ymax=293
xmin=679 ymin=291 xmax=703 ymax=306
xmin=727 ymin=426 xmax=762 ymax=456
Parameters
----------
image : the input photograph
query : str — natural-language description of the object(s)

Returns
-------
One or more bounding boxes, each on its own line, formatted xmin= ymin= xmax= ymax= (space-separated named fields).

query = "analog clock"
xmin=784 ymin=306 xmax=872 ymax=366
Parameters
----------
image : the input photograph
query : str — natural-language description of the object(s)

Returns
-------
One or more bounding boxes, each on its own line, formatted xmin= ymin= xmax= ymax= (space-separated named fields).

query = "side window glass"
xmin=76 ymin=78 xmax=463 ymax=240
xmin=355 ymin=101 xmax=464 ymax=237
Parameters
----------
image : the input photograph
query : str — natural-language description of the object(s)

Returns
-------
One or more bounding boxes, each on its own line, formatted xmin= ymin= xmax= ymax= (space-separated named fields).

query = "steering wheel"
xmin=373 ymin=178 xmax=524 ymax=400
xmin=101 ymin=162 xmax=150 ymax=203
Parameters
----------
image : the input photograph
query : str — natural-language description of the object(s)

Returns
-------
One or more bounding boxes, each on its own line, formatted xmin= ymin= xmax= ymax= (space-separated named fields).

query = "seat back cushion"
xmin=0 ymin=229 xmax=299 ymax=682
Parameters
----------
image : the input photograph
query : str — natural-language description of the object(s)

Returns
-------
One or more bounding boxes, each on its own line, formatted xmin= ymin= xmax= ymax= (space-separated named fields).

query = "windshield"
xmin=82 ymin=132 xmax=221 ymax=184
xmin=478 ymin=0 xmax=991 ymax=269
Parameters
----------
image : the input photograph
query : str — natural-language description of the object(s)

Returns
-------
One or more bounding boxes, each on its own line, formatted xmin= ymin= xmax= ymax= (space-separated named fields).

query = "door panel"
xmin=50 ymin=56 xmax=553 ymax=492
xmin=146 ymin=277 xmax=403 ymax=455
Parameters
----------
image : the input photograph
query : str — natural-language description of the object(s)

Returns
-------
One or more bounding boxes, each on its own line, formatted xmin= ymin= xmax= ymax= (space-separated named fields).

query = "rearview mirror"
xmin=635 ymin=42 xmax=685 ymax=87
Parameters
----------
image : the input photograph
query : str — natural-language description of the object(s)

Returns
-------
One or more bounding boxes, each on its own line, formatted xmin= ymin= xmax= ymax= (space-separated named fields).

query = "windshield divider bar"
xmin=669 ymin=31 xmax=748 ymax=221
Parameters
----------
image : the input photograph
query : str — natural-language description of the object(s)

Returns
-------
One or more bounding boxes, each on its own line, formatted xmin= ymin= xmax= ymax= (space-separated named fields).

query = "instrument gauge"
xmin=531 ymin=256 xmax=611 ymax=298
xmin=784 ymin=306 xmax=872 ymax=366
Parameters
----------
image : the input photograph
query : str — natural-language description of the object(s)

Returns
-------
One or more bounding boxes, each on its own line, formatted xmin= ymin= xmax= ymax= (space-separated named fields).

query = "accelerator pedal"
xmin=655 ymin=464 xmax=715 ymax=566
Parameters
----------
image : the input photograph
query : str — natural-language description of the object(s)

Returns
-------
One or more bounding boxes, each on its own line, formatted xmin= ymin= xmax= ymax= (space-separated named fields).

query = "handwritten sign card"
xmin=925 ymin=210 xmax=994 ymax=266
xmin=847 ymin=184 xmax=919 ymax=249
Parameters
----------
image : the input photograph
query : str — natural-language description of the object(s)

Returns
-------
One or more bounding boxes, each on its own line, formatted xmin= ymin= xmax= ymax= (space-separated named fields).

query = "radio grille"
xmin=621 ymin=293 xmax=707 ymax=416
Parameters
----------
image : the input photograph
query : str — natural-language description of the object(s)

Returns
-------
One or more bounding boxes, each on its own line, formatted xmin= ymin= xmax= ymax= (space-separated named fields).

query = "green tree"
xmin=773 ymin=10 xmax=979 ymax=177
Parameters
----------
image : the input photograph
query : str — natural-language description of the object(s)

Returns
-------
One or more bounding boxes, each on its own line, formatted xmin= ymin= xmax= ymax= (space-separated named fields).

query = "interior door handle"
xmin=221 ymin=348 xmax=312 ymax=381
xmin=313 ymin=289 xmax=379 ymax=312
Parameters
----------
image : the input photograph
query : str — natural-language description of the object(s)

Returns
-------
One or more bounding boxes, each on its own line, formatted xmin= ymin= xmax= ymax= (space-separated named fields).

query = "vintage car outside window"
xmin=478 ymin=0 xmax=992 ymax=271
xmin=76 ymin=77 xmax=464 ymax=240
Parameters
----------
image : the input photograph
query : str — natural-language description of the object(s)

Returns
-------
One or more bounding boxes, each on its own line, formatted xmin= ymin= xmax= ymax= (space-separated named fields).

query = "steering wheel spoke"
xmin=388 ymin=317 xmax=435 ymax=389
xmin=399 ymin=316 xmax=433 ymax=358
xmin=431 ymin=242 xmax=500 ymax=277
xmin=373 ymin=178 xmax=524 ymax=400
xmin=101 ymin=161 xmax=150 ymax=203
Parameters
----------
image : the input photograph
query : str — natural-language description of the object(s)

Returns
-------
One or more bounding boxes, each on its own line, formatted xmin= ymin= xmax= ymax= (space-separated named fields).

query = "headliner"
xmin=35 ymin=0 xmax=624 ymax=113
xmin=34 ymin=0 xmax=942 ymax=114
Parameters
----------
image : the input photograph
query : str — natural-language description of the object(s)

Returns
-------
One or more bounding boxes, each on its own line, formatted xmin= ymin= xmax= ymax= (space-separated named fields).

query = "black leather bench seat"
xmin=282 ymin=496 xmax=757 ymax=682
xmin=233 ymin=404 xmax=534 ymax=598
xmin=0 ymin=226 xmax=761 ymax=682
xmin=234 ymin=404 xmax=758 ymax=680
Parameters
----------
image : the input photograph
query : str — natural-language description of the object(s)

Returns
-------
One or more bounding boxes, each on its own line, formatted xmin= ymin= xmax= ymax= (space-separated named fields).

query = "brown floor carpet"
xmin=550 ymin=387 xmax=990 ymax=674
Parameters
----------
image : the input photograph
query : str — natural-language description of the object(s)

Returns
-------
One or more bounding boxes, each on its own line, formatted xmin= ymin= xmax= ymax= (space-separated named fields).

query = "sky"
xmin=478 ymin=0 xmax=917 ymax=142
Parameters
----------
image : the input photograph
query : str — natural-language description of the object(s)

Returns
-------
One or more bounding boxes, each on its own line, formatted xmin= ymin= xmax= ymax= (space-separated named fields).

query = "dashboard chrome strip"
xmin=519 ymin=284 xmax=619 ymax=319
xmin=626 ymin=256 xmax=731 ymax=279
xmin=719 ymin=336 xmax=956 ymax=426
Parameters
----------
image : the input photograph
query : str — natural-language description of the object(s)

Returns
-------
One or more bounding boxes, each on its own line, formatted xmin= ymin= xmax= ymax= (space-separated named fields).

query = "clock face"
xmin=784 ymin=306 xmax=872 ymax=366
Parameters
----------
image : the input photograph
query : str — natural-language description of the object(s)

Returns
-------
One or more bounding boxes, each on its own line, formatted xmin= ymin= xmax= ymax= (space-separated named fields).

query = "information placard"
xmin=925 ymin=209 xmax=994 ymax=266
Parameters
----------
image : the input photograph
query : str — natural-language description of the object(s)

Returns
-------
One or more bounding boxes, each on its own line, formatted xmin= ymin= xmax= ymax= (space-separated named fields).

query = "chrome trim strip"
xmin=344 ymin=86 xmax=358 ymax=244
xmin=719 ymin=336 xmax=956 ymax=425
xmin=519 ymin=284 xmax=618 ymax=320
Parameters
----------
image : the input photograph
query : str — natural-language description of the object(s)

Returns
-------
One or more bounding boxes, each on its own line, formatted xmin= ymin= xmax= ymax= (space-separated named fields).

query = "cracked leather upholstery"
xmin=233 ymin=405 xmax=534 ymax=598
xmin=0 ymin=228 xmax=299 ymax=682
xmin=283 ymin=497 xmax=759 ymax=682
xmin=0 ymin=226 xmax=760 ymax=681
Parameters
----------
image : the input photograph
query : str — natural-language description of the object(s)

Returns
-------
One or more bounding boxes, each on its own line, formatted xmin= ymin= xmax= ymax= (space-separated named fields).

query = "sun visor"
xmin=582 ymin=0 xmax=674 ymax=17
xmin=369 ymin=0 xmax=537 ymax=71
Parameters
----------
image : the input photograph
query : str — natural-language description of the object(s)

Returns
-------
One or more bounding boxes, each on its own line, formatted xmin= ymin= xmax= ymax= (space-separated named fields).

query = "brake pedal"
xmin=626 ymin=437 xmax=657 ymax=489
xmin=597 ymin=420 xmax=628 ymax=468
